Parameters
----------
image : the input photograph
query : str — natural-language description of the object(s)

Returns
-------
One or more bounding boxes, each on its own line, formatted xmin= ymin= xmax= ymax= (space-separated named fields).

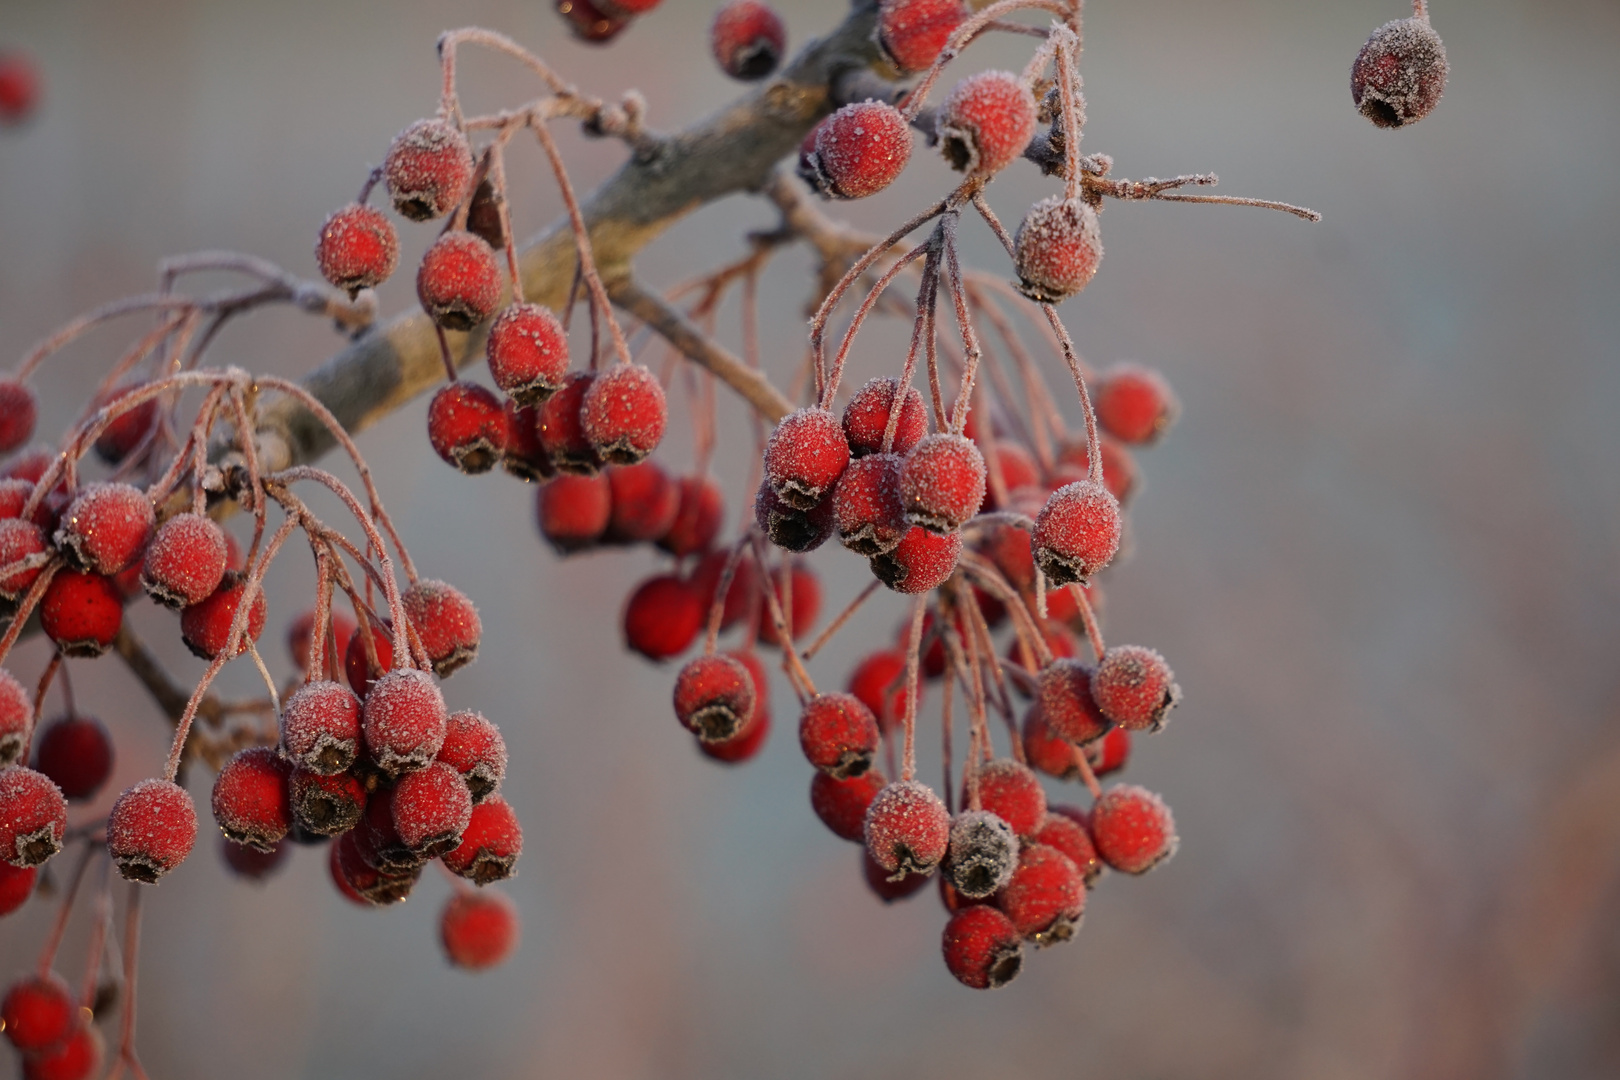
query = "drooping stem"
xmin=37 ymin=840 xmax=95 ymax=975
xmin=900 ymin=596 xmax=927 ymax=783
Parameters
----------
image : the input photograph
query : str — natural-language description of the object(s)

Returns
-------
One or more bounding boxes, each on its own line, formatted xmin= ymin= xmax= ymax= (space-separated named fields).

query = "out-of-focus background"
xmin=2 ymin=1 xmax=1618 ymax=1077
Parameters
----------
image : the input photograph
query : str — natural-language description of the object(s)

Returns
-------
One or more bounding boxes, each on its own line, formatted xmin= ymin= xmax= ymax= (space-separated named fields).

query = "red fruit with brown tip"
xmin=0 ymin=670 xmax=30 ymax=766
xmin=810 ymin=768 xmax=886 ymax=842
xmin=0 ymin=518 xmax=48 ymax=600
xmin=842 ymin=377 xmax=927 ymax=457
xmin=971 ymin=758 xmax=1047 ymax=839
xmin=289 ymin=767 xmax=365 ymax=836
xmin=798 ymin=692 xmax=879 ymax=780
xmin=1087 ymin=725 xmax=1131 ymax=776
xmin=141 ymin=512 xmax=227 ymax=609
xmin=1092 ymin=644 xmax=1180 ymax=732
xmin=391 ymin=760 xmax=472 ymax=857
xmin=55 ymin=483 xmax=153 ymax=575
xmin=180 ymin=571 xmax=266 ymax=660
xmin=946 ymin=809 xmax=1019 ymax=898
xmin=1039 ymin=807 xmax=1103 ymax=886
xmin=757 ymin=560 xmax=820 ymax=648
xmin=754 ymin=480 xmax=834 ymax=554
xmin=354 ymin=790 xmax=422 ymax=873
xmin=1090 ymin=783 xmax=1178 ymax=874
xmin=804 ymin=100 xmax=912 ymax=200
xmin=0 ymin=380 xmax=37 ymax=455
xmin=0 ymin=768 xmax=66 ymax=868
xmin=502 ymin=400 xmax=553 ymax=482
xmin=333 ymin=829 xmax=419 ymax=906
xmin=674 ymin=654 xmax=756 ymax=743
xmin=0 ymin=52 xmax=40 ymax=126
xmin=316 ymin=203 xmax=399 ymax=295
xmin=605 ymin=460 xmax=680 ymax=544
xmin=876 ymin=0 xmax=966 ymax=74
xmin=418 ymin=232 xmax=502 ymax=332
xmin=862 ymin=848 xmax=931 ymax=902
xmin=442 ymin=793 xmax=523 ymax=884
xmin=1352 ymin=17 xmax=1448 ymax=129
xmin=107 ymin=778 xmax=196 ymax=882
xmin=997 ymin=842 xmax=1085 ymax=944
xmin=344 ymin=619 xmax=394 ymax=700
xmin=537 ymin=371 xmax=601 ymax=475
xmin=536 ymin=471 xmax=611 ymax=554
xmin=864 ymin=778 xmax=949 ymax=878
xmin=846 ymin=648 xmax=916 ymax=733
xmin=403 ymin=578 xmax=481 ymax=678
xmin=1094 ymin=364 xmax=1178 ymax=444
xmin=428 ymin=382 xmax=509 ymax=474
xmin=623 ymin=574 xmax=704 ymax=661
xmin=657 ymin=475 xmax=724 ymax=556
xmin=582 ymin=363 xmax=666 ymax=466
xmin=90 ymin=383 xmax=159 ymax=467
xmin=40 ymin=569 xmax=122 ymax=658
xmin=1033 ymin=479 xmax=1120 ymax=586
xmin=2 ymin=972 xmax=74 ymax=1052
xmin=1037 ymin=658 xmax=1110 ymax=745
xmin=555 ymin=0 xmax=629 ymax=43
xmin=765 ymin=407 xmax=849 ymax=510
xmin=362 ymin=667 xmax=449 ymax=779
xmin=1013 ymin=196 xmax=1103 ymax=303
xmin=33 ymin=715 xmax=113 ymax=802
xmin=833 ymin=452 xmax=907 ymax=556
xmin=486 ymin=302 xmax=569 ymax=405
xmin=942 ymin=904 xmax=1024 ymax=989
xmin=440 ymin=889 xmax=520 ymax=970
xmin=698 ymin=695 xmax=771 ymax=764
xmin=901 ymin=433 xmax=985 ymax=534
xmin=711 ymin=0 xmax=786 ymax=80
xmin=870 ymin=524 xmax=960 ymax=594
xmin=437 ymin=710 xmax=508 ymax=803
xmin=938 ymin=70 xmax=1036 ymax=176
xmin=281 ymin=680 xmax=362 ymax=776
xmin=384 ymin=118 xmax=473 ymax=221
xmin=211 ymin=747 xmax=292 ymax=853
xmin=0 ymin=860 xmax=34 ymax=915
xmin=286 ymin=609 xmax=357 ymax=677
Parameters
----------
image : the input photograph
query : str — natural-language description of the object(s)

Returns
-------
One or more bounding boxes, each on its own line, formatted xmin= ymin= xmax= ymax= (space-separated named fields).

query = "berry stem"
xmin=110 ymin=881 xmax=148 ymax=1080
xmin=941 ymin=214 xmax=986 ymax=437
xmin=940 ymin=650 xmax=956 ymax=815
xmin=1413 ymin=0 xmax=1429 ymax=21
xmin=748 ymin=535 xmax=816 ymax=700
xmin=1053 ymin=31 xmax=1084 ymax=202
xmin=800 ymin=579 xmax=879 ymax=662
xmin=37 ymin=839 xmax=95 ymax=976
xmin=1070 ymin=582 xmax=1105 ymax=661
xmin=79 ymin=856 xmax=114 ymax=1009
xmin=485 ymin=134 xmax=526 ymax=305
xmin=1071 ymin=742 xmax=1103 ymax=800
xmin=0 ymin=559 xmax=59 ymax=667
xmin=817 ymin=241 xmax=929 ymax=411
xmin=960 ymin=580 xmax=1024 ymax=763
xmin=900 ymin=595 xmax=927 ymax=783
xmin=902 ymin=0 xmax=1078 ymax=121
xmin=702 ymin=538 xmax=751 ymax=655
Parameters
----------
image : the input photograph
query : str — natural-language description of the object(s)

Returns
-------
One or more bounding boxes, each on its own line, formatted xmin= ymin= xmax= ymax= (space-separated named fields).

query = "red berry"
xmin=0 ymin=860 xmax=35 ymax=915
xmin=465 ymin=175 xmax=507 ymax=256
xmin=798 ymin=692 xmax=879 ymax=779
xmin=0 ymin=768 xmax=66 ymax=868
xmin=107 ymin=778 xmax=196 ymax=882
xmin=1021 ymin=701 xmax=1078 ymax=780
xmin=33 ymin=715 xmax=113 ymax=802
xmin=0 ymin=518 xmax=49 ymax=600
xmin=332 ymin=830 xmax=419 ymax=906
xmin=1006 ymin=620 xmax=1082 ymax=675
xmin=970 ymin=758 xmax=1046 ymax=839
xmin=1032 ymin=479 xmax=1120 ymax=586
xmin=842 ymin=377 xmax=927 ymax=458
xmin=1038 ymin=807 xmax=1103 ymax=887
xmin=870 ymin=524 xmax=960 ymax=594
xmin=1 ymin=448 xmax=51 ymax=485
xmin=0 ymin=380 xmax=37 ymax=454
xmin=997 ymin=842 xmax=1084 ymax=945
xmin=582 ymin=363 xmax=666 ymax=466
xmin=600 ymin=0 xmax=662 ymax=13
xmin=756 ymin=560 xmax=820 ymax=648
xmin=90 ymin=383 xmax=159 ymax=467
xmin=946 ymin=809 xmax=1019 ymax=898
xmin=765 ymin=407 xmax=849 ymax=510
xmin=623 ymin=574 xmax=704 ymax=661
xmin=384 ymin=118 xmax=473 ymax=221
xmin=0 ymin=670 xmax=29 ymax=767
xmin=24 ymin=1024 xmax=101 ymax=1080
xmin=876 ymin=0 xmax=966 ymax=75
xmin=673 ymin=654 xmax=757 ymax=743
xmin=1 ymin=973 xmax=74 ymax=1052
xmin=289 ymin=767 xmax=366 ymax=836
xmin=55 ymin=482 xmax=154 ymax=576
xmin=900 ymin=433 xmax=985 ymax=534
xmin=804 ymin=100 xmax=912 ymax=200
xmin=1036 ymin=659 xmax=1110 ymax=745
xmin=221 ymin=835 xmax=288 ymax=882
xmin=941 ymin=904 xmax=1023 ymax=989
xmin=555 ymin=0 xmax=630 ymax=44
xmin=605 ymin=460 xmax=680 ymax=544
xmin=0 ymin=51 xmax=40 ymax=126
xmin=657 ymin=475 xmax=724 ymax=556
xmin=354 ymin=790 xmax=422 ymax=873
xmin=711 ymin=0 xmax=786 ymax=80
xmin=699 ymin=649 xmax=772 ymax=764
xmin=938 ymin=70 xmax=1036 ymax=176
xmin=979 ymin=440 xmax=1040 ymax=511
xmin=428 ymin=381 xmax=509 ymax=474
xmin=440 ymin=889 xmax=520 ymax=970
xmin=1053 ymin=435 xmax=1137 ymax=505
xmin=1351 ymin=17 xmax=1448 ymax=129
xmin=437 ymin=710 xmax=508 ymax=803
xmin=1094 ymin=364 xmax=1178 ymax=445
xmin=536 ymin=471 xmax=611 ymax=553
xmin=864 ymin=778 xmax=949 ymax=878
xmin=141 ymin=512 xmax=227 ymax=609
xmin=1092 ymin=644 xmax=1180 ymax=732
xmin=833 ymin=453 xmax=907 ymax=556
xmin=486 ymin=303 xmax=569 ymax=405
xmin=862 ymin=848 xmax=931 ymax=902
xmin=316 ymin=203 xmax=399 ymax=295
xmin=1087 ymin=725 xmax=1131 ymax=776
xmin=0 ymin=478 xmax=31 ymax=521
xmin=343 ymin=619 xmax=395 ymax=700
xmin=362 ymin=668 xmax=448 ymax=779
xmin=1090 ymin=784 xmax=1178 ymax=874
xmin=286 ymin=608 xmax=357 ymax=677
xmin=502 ymin=400 xmax=554 ymax=482
xmin=690 ymin=549 xmax=760 ymax=632
xmin=211 ymin=747 xmax=293 ymax=852
xmin=40 ymin=569 xmax=122 ymax=658
xmin=391 ymin=760 xmax=472 ymax=857
xmin=442 ymin=793 xmax=523 ymax=884
xmin=1013 ymin=195 xmax=1103 ymax=303
xmin=180 ymin=570 xmax=267 ymax=660
xmin=403 ymin=578 xmax=481 ymax=678
xmin=537 ymin=370 xmax=601 ymax=475
xmin=810 ymin=768 xmax=886 ymax=842
xmin=418 ymin=232 xmax=502 ymax=332
xmin=754 ymin=480 xmax=834 ymax=554
xmin=846 ymin=648 xmax=916 ymax=732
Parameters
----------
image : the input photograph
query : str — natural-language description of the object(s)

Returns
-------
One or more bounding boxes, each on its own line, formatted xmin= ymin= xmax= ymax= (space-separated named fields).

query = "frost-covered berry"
xmin=810 ymin=767 xmax=886 ymax=842
xmin=946 ymin=810 xmax=1019 ymax=899
xmin=1037 ymin=658 xmax=1110 ymax=745
xmin=997 ymin=842 xmax=1085 ymax=945
xmin=1032 ymin=479 xmax=1120 ymax=586
xmin=1090 ymin=784 xmax=1178 ymax=874
xmin=1088 ymin=725 xmax=1131 ymax=776
xmin=536 ymin=472 xmax=611 ymax=553
xmin=211 ymin=747 xmax=292 ymax=853
xmin=403 ymin=578 xmax=481 ymax=678
xmin=503 ymin=401 xmax=553 ymax=482
xmin=417 ymin=232 xmax=502 ymax=332
xmin=0 ymin=768 xmax=66 ymax=867
xmin=107 ymin=779 xmax=197 ymax=882
xmin=804 ymin=101 xmax=912 ymax=200
xmin=428 ymin=381 xmax=509 ymax=474
xmin=537 ymin=371 xmax=601 ymax=475
xmin=0 ymin=518 xmax=49 ymax=600
xmin=711 ymin=0 xmax=786 ymax=80
xmin=1038 ymin=807 xmax=1103 ymax=887
xmin=1054 ymin=435 xmax=1137 ymax=505
xmin=938 ymin=70 xmax=1036 ymax=176
xmin=846 ymin=648 xmax=916 ymax=732
xmin=40 ymin=569 xmax=122 ymax=658
xmin=333 ymin=830 xmax=419 ymax=906
xmin=699 ymin=698 xmax=771 ymax=764
xmin=582 ymin=363 xmax=666 ymax=466
xmin=141 ymin=512 xmax=228 ymax=608
xmin=442 ymin=794 xmax=523 ymax=884
xmin=0 ymin=380 xmax=36 ymax=455
xmin=754 ymin=481 xmax=835 ymax=554
xmin=972 ymin=758 xmax=1046 ymax=839
xmin=1094 ymin=363 xmax=1178 ymax=445
xmin=362 ymin=668 xmax=449 ymax=779
xmin=0 ymin=671 xmax=30 ymax=767
xmin=864 ymin=778 xmax=949 ymax=878
xmin=316 ymin=203 xmax=399 ymax=295
xmin=437 ymin=710 xmax=507 ymax=803
xmin=875 ymin=0 xmax=966 ymax=74
xmin=942 ymin=904 xmax=1023 ymax=989
xmin=354 ymin=791 xmax=422 ymax=873
xmin=1021 ymin=702 xmax=1078 ymax=780
xmin=834 ymin=453 xmax=908 ymax=556
xmin=657 ymin=475 xmax=725 ymax=557
xmin=54 ymin=482 xmax=153 ymax=576
xmin=900 ymin=433 xmax=985 ymax=534
xmin=870 ymin=524 xmax=960 ymax=594
xmin=799 ymin=692 xmax=879 ymax=779
xmin=486 ymin=302 xmax=569 ymax=405
xmin=440 ymin=889 xmax=520 ymax=970
xmin=1013 ymin=196 xmax=1103 ymax=303
xmin=34 ymin=714 xmax=113 ymax=802
xmin=391 ymin=760 xmax=473 ymax=858
xmin=180 ymin=571 xmax=267 ymax=660
xmin=344 ymin=619 xmax=395 ymax=700
xmin=605 ymin=460 xmax=681 ymax=544
xmin=842 ymin=377 xmax=927 ymax=457
xmin=674 ymin=654 xmax=757 ymax=743
xmin=1092 ymin=644 xmax=1180 ymax=732
xmin=765 ymin=407 xmax=849 ymax=510
xmin=289 ymin=767 xmax=366 ymax=836
xmin=384 ymin=118 xmax=473 ymax=221
xmin=1351 ymin=17 xmax=1448 ymax=129
xmin=623 ymin=574 xmax=704 ymax=661
xmin=1 ymin=972 xmax=75 ymax=1052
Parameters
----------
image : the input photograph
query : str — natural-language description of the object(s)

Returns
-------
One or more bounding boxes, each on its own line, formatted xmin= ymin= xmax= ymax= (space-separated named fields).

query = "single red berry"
xmin=333 ymin=829 xmax=419 ymax=906
xmin=1039 ymin=807 xmax=1103 ymax=886
xmin=384 ymin=118 xmax=473 ymax=221
xmin=623 ymin=573 xmax=705 ymax=661
xmin=555 ymin=0 xmax=630 ymax=44
xmin=343 ymin=618 xmax=395 ymax=700
xmin=221 ymin=834 xmax=288 ymax=882
xmin=502 ymin=400 xmax=554 ymax=482
xmin=1032 ymin=479 xmax=1120 ymax=586
xmin=442 ymin=793 xmax=523 ymax=884
xmin=938 ymin=70 xmax=1036 ymax=176
xmin=286 ymin=608 xmax=357 ymax=678
xmin=0 ymin=518 xmax=49 ymax=600
xmin=1006 ymin=621 xmax=1082 ymax=677
xmin=942 ymin=904 xmax=1024 ymax=989
xmin=33 ymin=714 xmax=113 ymax=802
xmin=486 ymin=302 xmax=569 ymax=406
xmin=316 ymin=203 xmax=399 ymax=295
xmin=0 ymin=669 xmax=30 ymax=766
xmin=997 ymin=841 xmax=1085 ymax=945
xmin=1 ymin=972 xmax=74 ymax=1052
xmin=900 ymin=433 xmax=985 ymax=534
xmin=946 ymin=809 xmax=1019 ymax=899
xmin=1352 ymin=17 xmax=1448 ymax=129
xmin=970 ymin=758 xmax=1047 ymax=839
xmin=55 ymin=482 xmax=154 ymax=576
xmin=465 ymin=175 xmax=506 ymax=251
xmin=1094 ymin=363 xmax=1178 ymax=445
xmin=1037 ymin=659 xmax=1110 ymax=745
xmin=1054 ymin=435 xmax=1137 ymax=505
xmin=437 ymin=710 xmax=507 ymax=803
xmin=391 ymin=760 xmax=473 ymax=857
xmin=979 ymin=440 xmax=1041 ymax=512
xmin=582 ymin=363 xmax=666 ymax=466
xmin=354 ymin=790 xmax=424 ymax=874
xmin=756 ymin=560 xmax=821 ymax=648
xmin=1013 ymin=195 xmax=1103 ymax=303
xmin=23 ymin=1024 xmax=100 ymax=1080
xmin=657 ymin=475 xmax=724 ymax=556
xmin=363 ymin=668 xmax=448 ymax=779
xmin=403 ymin=578 xmax=481 ymax=678
xmin=537 ymin=370 xmax=601 ymax=475
xmin=698 ymin=649 xmax=772 ymax=764
xmin=90 ymin=383 xmax=159 ymax=467
xmin=211 ymin=747 xmax=292 ymax=853
xmin=689 ymin=550 xmax=760 ymax=632
xmin=711 ymin=0 xmax=786 ymax=80
xmin=180 ymin=571 xmax=267 ymax=660
xmin=288 ymin=766 xmax=366 ymax=836
xmin=765 ymin=407 xmax=849 ymax=510
xmin=810 ymin=768 xmax=887 ymax=843
xmin=0 ymin=478 xmax=32 ymax=521
xmin=876 ymin=0 xmax=966 ymax=74
xmin=440 ymin=889 xmax=520 ymax=970
xmin=536 ymin=472 xmax=611 ymax=553
xmin=862 ymin=848 xmax=931 ymax=902
xmin=107 ymin=778 xmax=197 ymax=882
xmin=1087 ymin=725 xmax=1131 ymax=776
xmin=0 ymin=768 xmax=66 ymax=868
xmin=1021 ymin=702 xmax=1079 ymax=780
xmin=428 ymin=381 xmax=509 ymax=474
xmin=833 ymin=453 xmax=907 ymax=556
xmin=798 ymin=692 xmax=879 ymax=779
xmin=846 ymin=648 xmax=917 ymax=733
xmin=0 ymin=380 xmax=37 ymax=454
xmin=141 ymin=512 xmax=228 ymax=609
xmin=673 ymin=654 xmax=757 ymax=743
xmin=1092 ymin=644 xmax=1180 ymax=732
xmin=864 ymin=778 xmax=949 ymax=878
xmin=842 ymin=377 xmax=927 ymax=458
xmin=804 ymin=100 xmax=912 ymax=200
xmin=754 ymin=480 xmax=835 ymax=554
xmin=870 ymin=524 xmax=961 ymax=594
xmin=0 ymin=859 xmax=35 ymax=915
xmin=40 ymin=569 xmax=122 ymax=658
xmin=0 ymin=51 xmax=40 ymax=126
xmin=418 ymin=232 xmax=502 ymax=332
xmin=1090 ymin=783 xmax=1178 ymax=874
xmin=605 ymin=460 xmax=681 ymax=544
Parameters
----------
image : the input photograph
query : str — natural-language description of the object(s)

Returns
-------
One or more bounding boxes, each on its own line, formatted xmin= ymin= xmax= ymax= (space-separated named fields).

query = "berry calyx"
xmin=442 ymin=793 xmax=523 ymax=884
xmin=657 ymin=475 xmax=725 ymax=557
xmin=1013 ymin=195 xmax=1103 ymax=303
xmin=605 ymin=460 xmax=681 ymax=544
xmin=1037 ymin=658 xmax=1110 ymax=745
xmin=440 ymin=889 xmax=520 ymax=970
xmin=1093 ymin=363 xmax=1178 ymax=445
xmin=486 ymin=302 xmax=569 ymax=405
xmin=437 ymin=710 xmax=508 ymax=803
xmin=1090 ymin=783 xmax=1178 ymax=874
xmin=0 ymin=768 xmax=67 ymax=868
xmin=765 ymin=407 xmax=849 ymax=510
xmin=754 ymin=480 xmax=835 ymax=554
xmin=1032 ymin=479 xmax=1121 ymax=586
xmin=427 ymin=381 xmax=509 ymax=475
xmin=581 ymin=363 xmax=666 ymax=466
xmin=971 ymin=758 xmax=1047 ymax=839
xmin=33 ymin=714 xmax=114 ymax=802
xmin=900 ymin=433 xmax=986 ymax=534
xmin=1 ymin=972 xmax=75 ymax=1052
xmin=391 ymin=760 xmax=473 ymax=857
xmin=938 ymin=70 xmax=1037 ymax=176
xmin=864 ymin=778 xmax=950 ymax=878
xmin=673 ymin=654 xmax=757 ymax=743
xmin=946 ymin=809 xmax=1019 ymax=899
xmin=1351 ymin=17 xmax=1448 ymax=129
xmin=289 ymin=767 xmax=366 ymax=836
xmin=417 ymin=232 xmax=502 ymax=331
xmin=180 ymin=571 xmax=267 ymax=660
xmin=40 ymin=569 xmax=122 ymax=658
xmin=141 ymin=512 xmax=228 ymax=609
xmin=536 ymin=472 xmax=611 ymax=553
xmin=862 ymin=848 xmax=932 ymax=902
xmin=875 ymin=0 xmax=966 ymax=75
xmin=332 ymin=830 xmax=419 ymax=906
xmin=842 ymin=377 xmax=927 ymax=457
xmin=804 ymin=100 xmax=912 ymax=200
xmin=798 ymin=692 xmax=880 ymax=779
xmin=502 ymin=400 xmax=554 ymax=482
xmin=316 ymin=203 xmax=399 ymax=295
xmin=1091 ymin=644 xmax=1180 ymax=732
xmin=361 ymin=667 xmax=449 ymax=779
xmin=941 ymin=904 xmax=1024 ymax=989
xmin=833 ymin=452 xmax=907 ymax=556
xmin=710 ymin=0 xmax=786 ymax=81
xmin=537 ymin=371 xmax=602 ymax=475
xmin=623 ymin=573 xmax=704 ymax=661
xmin=107 ymin=778 xmax=197 ymax=882
xmin=810 ymin=768 xmax=887 ymax=842
xmin=211 ymin=747 xmax=293 ymax=853
xmin=0 ymin=379 xmax=37 ymax=455
xmin=869 ymin=524 xmax=961 ymax=594
xmin=384 ymin=118 xmax=473 ymax=221
xmin=403 ymin=578 xmax=482 ymax=678
xmin=996 ymin=842 xmax=1085 ymax=945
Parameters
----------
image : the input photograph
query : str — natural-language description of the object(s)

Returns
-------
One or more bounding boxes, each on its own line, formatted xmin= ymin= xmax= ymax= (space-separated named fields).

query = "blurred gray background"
xmin=2 ymin=1 xmax=1618 ymax=1077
